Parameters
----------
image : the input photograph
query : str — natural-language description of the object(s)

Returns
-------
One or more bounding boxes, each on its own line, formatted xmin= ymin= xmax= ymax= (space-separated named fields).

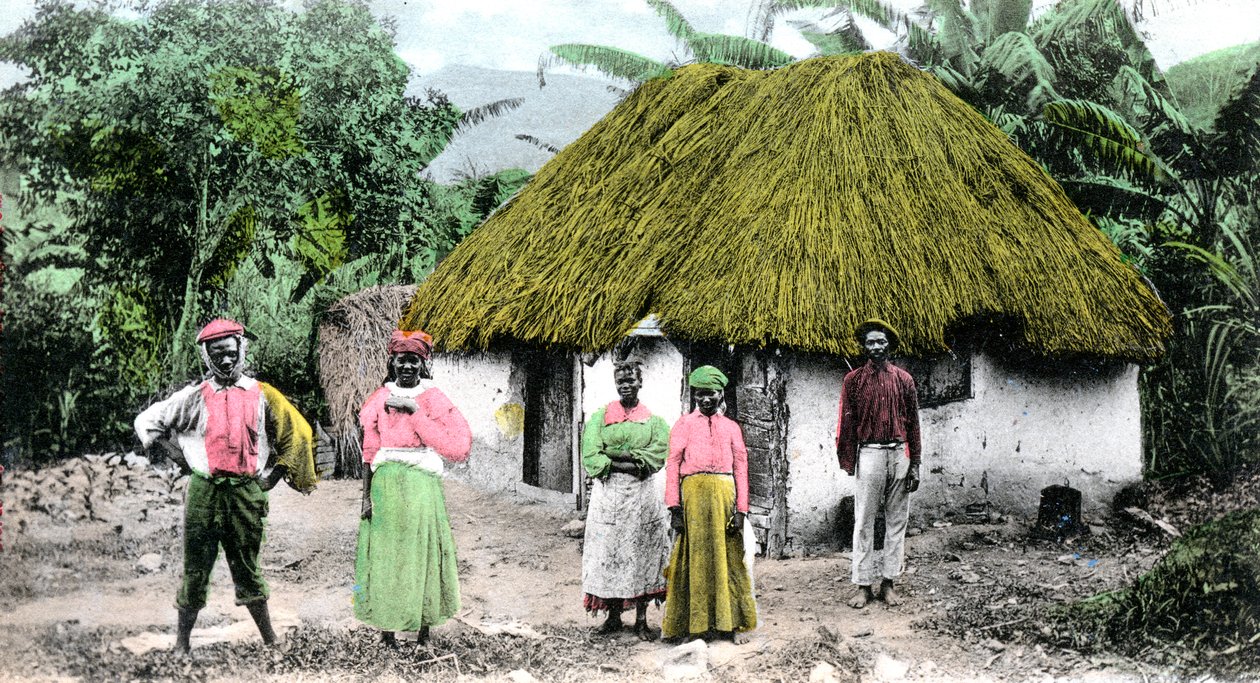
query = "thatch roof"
xmin=403 ymin=52 xmax=1171 ymax=360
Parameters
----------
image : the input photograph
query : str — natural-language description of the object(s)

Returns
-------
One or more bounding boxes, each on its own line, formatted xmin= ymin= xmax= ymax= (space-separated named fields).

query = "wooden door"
xmin=733 ymin=351 xmax=789 ymax=558
xmin=521 ymin=349 xmax=575 ymax=493
xmin=682 ymin=344 xmax=789 ymax=557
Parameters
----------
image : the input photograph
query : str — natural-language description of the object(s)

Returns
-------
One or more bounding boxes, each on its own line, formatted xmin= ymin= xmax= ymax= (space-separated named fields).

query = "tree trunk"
xmin=167 ymin=260 xmax=203 ymax=380
xmin=166 ymin=165 xmax=211 ymax=382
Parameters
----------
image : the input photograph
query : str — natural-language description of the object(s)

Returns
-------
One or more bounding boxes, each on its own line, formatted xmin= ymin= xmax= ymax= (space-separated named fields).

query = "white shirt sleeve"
xmin=134 ymin=384 xmax=202 ymax=449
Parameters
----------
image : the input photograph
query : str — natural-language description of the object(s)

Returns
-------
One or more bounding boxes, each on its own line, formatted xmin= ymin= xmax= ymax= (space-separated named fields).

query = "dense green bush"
xmin=1062 ymin=508 xmax=1260 ymax=653
xmin=0 ymin=0 xmax=531 ymax=465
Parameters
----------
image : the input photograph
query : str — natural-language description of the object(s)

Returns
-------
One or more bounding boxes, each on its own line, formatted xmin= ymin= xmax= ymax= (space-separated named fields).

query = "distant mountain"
xmin=409 ymin=65 xmax=622 ymax=183
xmin=1165 ymin=41 xmax=1260 ymax=130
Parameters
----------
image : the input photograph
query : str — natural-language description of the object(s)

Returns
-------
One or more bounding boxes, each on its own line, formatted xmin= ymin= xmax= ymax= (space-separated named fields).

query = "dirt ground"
xmin=1 ymin=456 xmax=1256 ymax=682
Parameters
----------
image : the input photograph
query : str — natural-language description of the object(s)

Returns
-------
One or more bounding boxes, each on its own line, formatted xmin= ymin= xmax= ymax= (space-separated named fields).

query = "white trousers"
xmin=851 ymin=445 xmax=910 ymax=585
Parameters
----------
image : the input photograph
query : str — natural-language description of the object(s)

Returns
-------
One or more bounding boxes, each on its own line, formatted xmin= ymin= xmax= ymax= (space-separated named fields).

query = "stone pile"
xmin=2 ymin=454 xmax=186 ymax=528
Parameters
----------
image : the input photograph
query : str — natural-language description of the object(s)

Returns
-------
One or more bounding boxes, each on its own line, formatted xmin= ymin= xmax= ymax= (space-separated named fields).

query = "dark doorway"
xmin=520 ymin=349 xmax=575 ymax=493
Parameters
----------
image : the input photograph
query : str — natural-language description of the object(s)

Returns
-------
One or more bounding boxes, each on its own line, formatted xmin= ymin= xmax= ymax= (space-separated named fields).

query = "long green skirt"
xmin=662 ymin=474 xmax=757 ymax=638
xmin=354 ymin=462 xmax=460 ymax=631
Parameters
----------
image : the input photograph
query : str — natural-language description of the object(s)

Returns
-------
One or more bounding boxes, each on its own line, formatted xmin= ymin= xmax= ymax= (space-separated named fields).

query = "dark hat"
xmin=854 ymin=318 xmax=900 ymax=348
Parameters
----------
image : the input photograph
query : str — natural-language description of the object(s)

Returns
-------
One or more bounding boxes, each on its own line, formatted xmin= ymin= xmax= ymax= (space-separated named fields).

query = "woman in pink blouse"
xmin=661 ymin=365 xmax=757 ymax=642
xmin=353 ymin=330 xmax=472 ymax=647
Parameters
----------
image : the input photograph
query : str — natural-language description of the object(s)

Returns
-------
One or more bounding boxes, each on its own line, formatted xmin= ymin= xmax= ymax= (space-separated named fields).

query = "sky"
xmin=0 ymin=0 xmax=1257 ymax=90
xmin=373 ymin=0 xmax=1260 ymax=76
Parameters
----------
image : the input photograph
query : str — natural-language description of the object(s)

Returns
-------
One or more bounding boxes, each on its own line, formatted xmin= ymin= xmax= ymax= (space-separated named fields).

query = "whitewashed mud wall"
xmin=431 ymin=351 xmax=522 ymax=492
xmin=580 ymin=339 xmax=686 ymax=428
xmin=917 ymin=353 xmax=1142 ymax=521
xmin=781 ymin=351 xmax=1142 ymax=549
xmin=432 ymin=340 xmax=688 ymax=496
xmin=433 ymin=345 xmax=1143 ymax=553
xmin=782 ymin=354 xmax=850 ymax=548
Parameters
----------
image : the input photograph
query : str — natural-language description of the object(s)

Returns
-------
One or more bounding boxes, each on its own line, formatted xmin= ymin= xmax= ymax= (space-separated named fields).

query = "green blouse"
xmin=581 ymin=402 xmax=670 ymax=479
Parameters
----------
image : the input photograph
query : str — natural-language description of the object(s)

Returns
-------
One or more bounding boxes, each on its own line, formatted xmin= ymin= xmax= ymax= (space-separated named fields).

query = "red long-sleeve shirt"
xmin=836 ymin=360 xmax=921 ymax=475
xmin=665 ymin=409 xmax=749 ymax=513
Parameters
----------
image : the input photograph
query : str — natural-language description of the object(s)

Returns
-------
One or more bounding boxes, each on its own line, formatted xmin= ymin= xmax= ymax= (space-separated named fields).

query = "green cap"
xmin=688 ymin=365 xmax=729 ymax=390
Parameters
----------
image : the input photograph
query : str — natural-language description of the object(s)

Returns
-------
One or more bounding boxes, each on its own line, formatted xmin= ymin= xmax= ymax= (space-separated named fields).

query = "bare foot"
xmin=847 ymin=586 xmax=874 ymax=609
xmin=594 ymin=616 xmax=623 ymax=636
xmin=633 ymin=621 xmax=660 ymax=642
xmin=881 ymin=580 xmax=903 ymax=606
xmin=732 ymin=631 xmax=750 ymax=645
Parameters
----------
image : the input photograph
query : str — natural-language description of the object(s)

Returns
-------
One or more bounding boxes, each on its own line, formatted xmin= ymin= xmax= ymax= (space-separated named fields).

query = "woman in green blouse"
xmin=580 ymin=361 xmax=672 ymax=640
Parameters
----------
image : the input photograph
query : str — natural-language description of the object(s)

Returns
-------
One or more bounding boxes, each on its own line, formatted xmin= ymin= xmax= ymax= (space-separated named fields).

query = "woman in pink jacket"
xmin=353 ymin=330 xmax=471 ymax=646
xmin=661 ymin=365 xmax=757 ymax=642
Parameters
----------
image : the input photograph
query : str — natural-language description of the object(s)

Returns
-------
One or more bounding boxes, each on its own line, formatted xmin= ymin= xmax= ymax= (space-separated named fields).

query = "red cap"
xmin=388 ymin=329 xmax=433 ymax=358
xmin=197 ymin=319 xmax=245 ymax=344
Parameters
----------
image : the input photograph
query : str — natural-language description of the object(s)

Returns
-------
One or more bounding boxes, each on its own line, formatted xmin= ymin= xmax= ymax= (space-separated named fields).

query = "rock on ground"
xmin=135 ymin=553 xmax=163 ymax=573
xmin=661 ymin=639 xmax=708 ymax=680
xmin=873 ymin=652 xmax=910 ymax=681
xmin=809 ymin=660 xmax=841 ymax=683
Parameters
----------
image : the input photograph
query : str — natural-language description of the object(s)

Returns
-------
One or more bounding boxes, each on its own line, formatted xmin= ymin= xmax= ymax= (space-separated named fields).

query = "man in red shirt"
xmin=837 ymin=319 xmax=921 ymax=608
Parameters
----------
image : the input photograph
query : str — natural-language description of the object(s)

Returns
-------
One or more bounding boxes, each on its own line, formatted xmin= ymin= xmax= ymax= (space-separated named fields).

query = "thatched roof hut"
xmin=402 ymin=52 xmax=1170 ymax=361
xmin=323 ymin=53 xmax=1170 ymax=554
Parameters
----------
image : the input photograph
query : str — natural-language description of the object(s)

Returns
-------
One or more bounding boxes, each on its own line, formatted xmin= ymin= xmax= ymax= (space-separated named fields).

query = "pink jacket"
xmin=665 ymin=409 xmax=749 ymax=513
xmin=359 ymin=384 xmax=472 ymax=465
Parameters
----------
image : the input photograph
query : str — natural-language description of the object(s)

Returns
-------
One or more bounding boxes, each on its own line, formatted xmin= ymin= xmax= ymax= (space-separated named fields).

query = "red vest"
xmin=200 ymin=381 xmax=261 ymax=476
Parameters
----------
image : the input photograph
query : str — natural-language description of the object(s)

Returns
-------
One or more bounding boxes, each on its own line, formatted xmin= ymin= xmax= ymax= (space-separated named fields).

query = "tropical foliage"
xmin=0 ymin=0 xmax=526 ymax=464
xmin=1165 ymin=41 xmax=1260 ymax=130
xmin=546 ymin=0 xmax=796 ymax=85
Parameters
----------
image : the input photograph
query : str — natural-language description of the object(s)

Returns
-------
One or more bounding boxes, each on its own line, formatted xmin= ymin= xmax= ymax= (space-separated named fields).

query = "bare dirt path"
xmin=0 ymin=459 xmax=1229 ymax=681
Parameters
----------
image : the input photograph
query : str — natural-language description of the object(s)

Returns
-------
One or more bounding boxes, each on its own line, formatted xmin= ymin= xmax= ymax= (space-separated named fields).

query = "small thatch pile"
xmin=318 ymin=284 xmax=415 ymax=477
xmin=402 ymin=52 xmax=1170 ymax=360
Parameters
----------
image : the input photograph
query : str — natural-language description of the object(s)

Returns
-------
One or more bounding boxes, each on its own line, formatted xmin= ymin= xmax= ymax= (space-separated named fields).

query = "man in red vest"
xmin=135 ymin=319 xmax=319 ymax=653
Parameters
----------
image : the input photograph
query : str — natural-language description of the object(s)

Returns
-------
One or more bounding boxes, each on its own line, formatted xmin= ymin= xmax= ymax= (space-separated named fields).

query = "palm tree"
xmin=544 ymin=0 xmax=796 ymax=87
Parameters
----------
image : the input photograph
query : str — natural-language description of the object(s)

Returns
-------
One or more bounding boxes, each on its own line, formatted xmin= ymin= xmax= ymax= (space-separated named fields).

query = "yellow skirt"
xmin=662 ymin=474 xmax=757 ymax=637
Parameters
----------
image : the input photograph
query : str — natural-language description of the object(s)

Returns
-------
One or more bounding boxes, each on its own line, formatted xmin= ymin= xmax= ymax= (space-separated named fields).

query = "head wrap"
xmin=197 ymin=318 xmax=245 ymax=343
xmin=196 ymin=320 xmax=249 ymax=381
xmin=854 ymin=318 xmax=900 ymax=349
xmin=388 ymin=329 xmax=433 ymax=358
xmin=688 ymin=365 xmax=729 ymax=390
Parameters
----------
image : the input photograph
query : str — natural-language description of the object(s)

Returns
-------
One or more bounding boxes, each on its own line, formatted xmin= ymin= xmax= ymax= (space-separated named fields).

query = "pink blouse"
xmin=359 ymin=385 xmax=471 ymax=465
xmin=665 ymin=409 xmax=750 ymax=513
